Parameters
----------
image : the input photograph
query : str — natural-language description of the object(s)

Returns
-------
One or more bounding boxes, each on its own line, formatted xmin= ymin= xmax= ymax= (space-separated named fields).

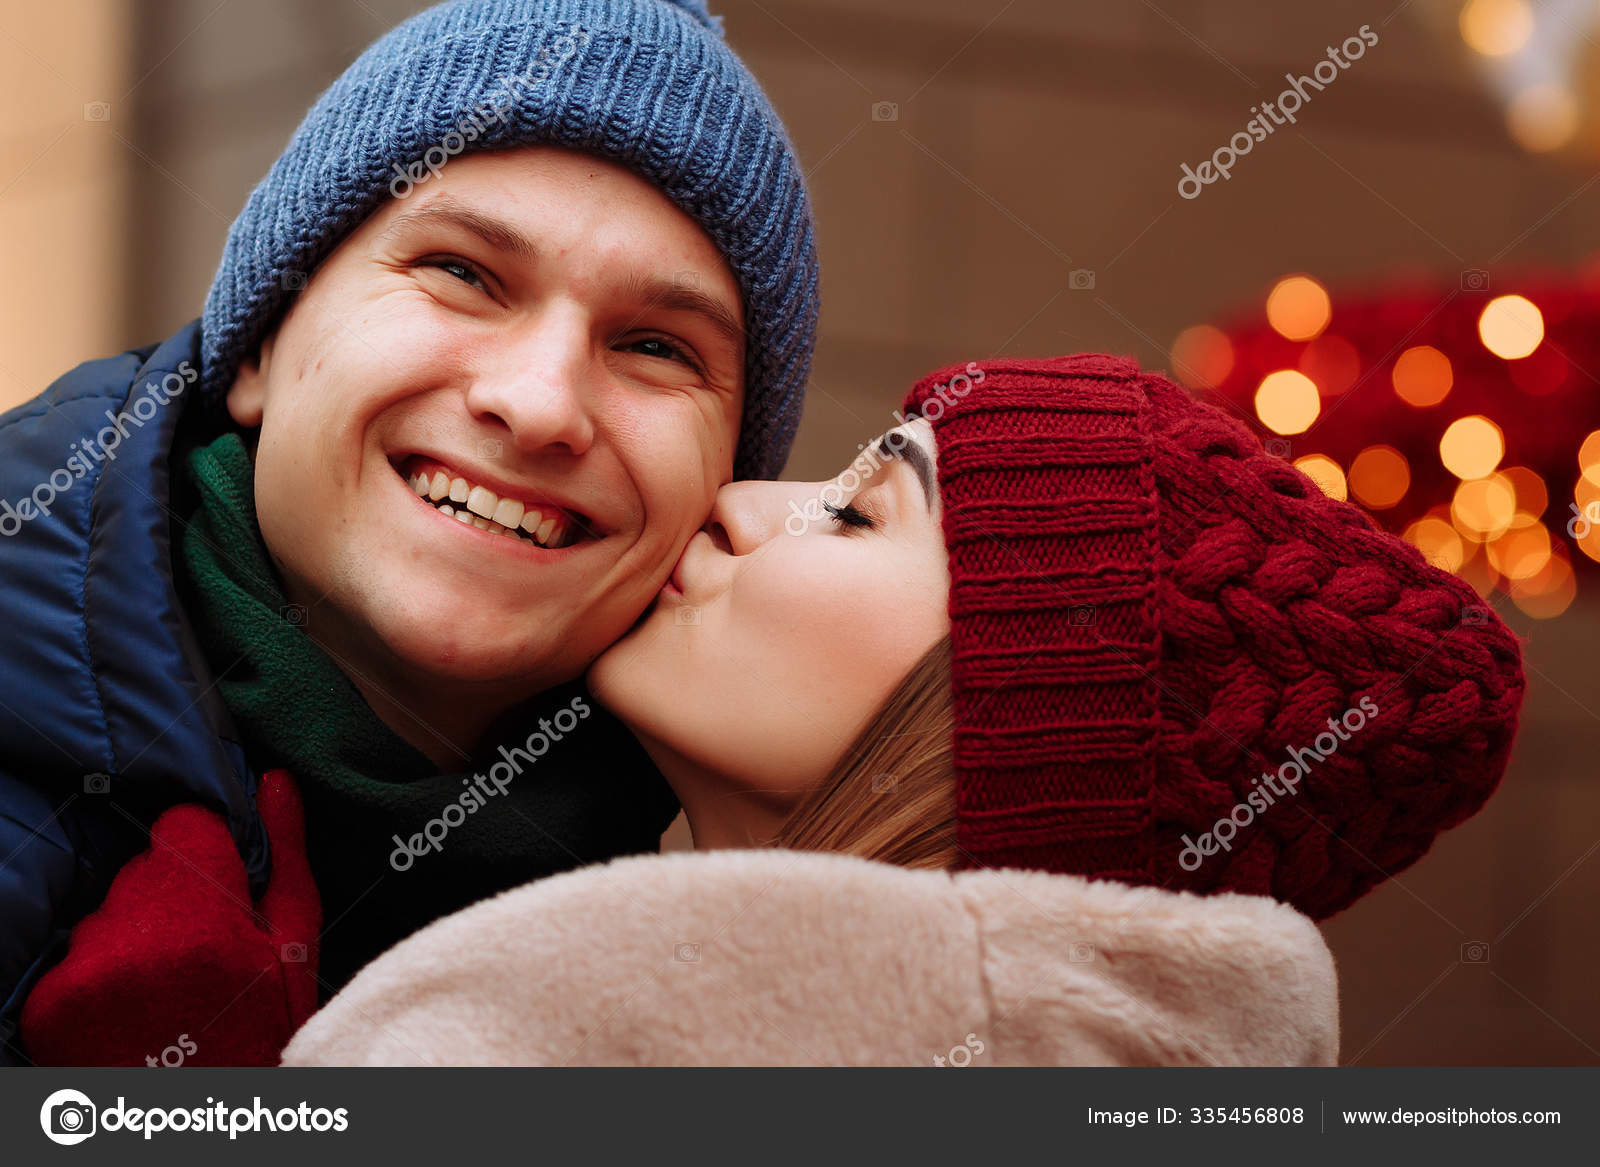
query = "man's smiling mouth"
xmin=395 ymin=456 xmax=587 ymax=549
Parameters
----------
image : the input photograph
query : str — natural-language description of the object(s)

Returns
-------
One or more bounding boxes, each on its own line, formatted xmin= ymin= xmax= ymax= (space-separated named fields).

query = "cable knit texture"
xmin=201 ymin=0 xmax=818 ymax=480
xmin=903 ymin=354 xmax=1526 ymax=919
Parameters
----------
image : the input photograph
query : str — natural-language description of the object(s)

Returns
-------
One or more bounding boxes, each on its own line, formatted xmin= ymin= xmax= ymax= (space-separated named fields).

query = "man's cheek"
xmin=712 ymin=403 xmax=741 ymax=481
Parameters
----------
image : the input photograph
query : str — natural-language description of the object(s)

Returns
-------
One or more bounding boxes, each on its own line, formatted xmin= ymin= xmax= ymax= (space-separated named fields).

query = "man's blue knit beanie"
xmin=201 ymin=0 xmax=818 ymax=480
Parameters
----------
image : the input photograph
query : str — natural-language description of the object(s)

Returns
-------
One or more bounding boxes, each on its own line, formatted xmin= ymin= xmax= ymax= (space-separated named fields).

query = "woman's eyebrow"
xmin=868 ymin=433 xmax=936 ymax=511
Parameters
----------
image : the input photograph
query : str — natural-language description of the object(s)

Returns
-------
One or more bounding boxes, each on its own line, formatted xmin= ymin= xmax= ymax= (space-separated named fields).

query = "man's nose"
xmin=703 ymin=478 xmax=834 ymax=554
xmin=464 ymin=312 xmax=597 ymax=457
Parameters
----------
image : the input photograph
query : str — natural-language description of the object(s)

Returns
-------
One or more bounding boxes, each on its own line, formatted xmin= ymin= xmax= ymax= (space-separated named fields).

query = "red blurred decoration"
xmin=1297 ymin=334 xmax=1361 ymax=397
xmin=1183 ymin=267 xmax=1600 ymax=587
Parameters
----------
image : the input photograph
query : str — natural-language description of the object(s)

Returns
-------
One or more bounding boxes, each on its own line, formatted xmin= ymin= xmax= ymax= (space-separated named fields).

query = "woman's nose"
xmin=703 ymin=478 xmax=832 ymax=555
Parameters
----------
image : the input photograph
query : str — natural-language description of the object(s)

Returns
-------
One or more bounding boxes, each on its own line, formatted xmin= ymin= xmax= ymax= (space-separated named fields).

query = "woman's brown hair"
xmin=760 ymin=635 xmax=958 ymax=869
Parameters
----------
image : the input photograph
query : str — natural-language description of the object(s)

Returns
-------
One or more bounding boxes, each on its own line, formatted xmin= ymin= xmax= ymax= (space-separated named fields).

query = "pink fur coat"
xmin=282 ymin=849 xmax=1339 ymax=1066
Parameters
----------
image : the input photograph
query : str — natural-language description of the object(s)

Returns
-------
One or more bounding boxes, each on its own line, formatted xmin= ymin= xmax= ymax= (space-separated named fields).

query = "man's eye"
xmin=421 ymin=256 xmax=487 ymax=289
xmin=621 ymin=335 xmax=698 ymax=369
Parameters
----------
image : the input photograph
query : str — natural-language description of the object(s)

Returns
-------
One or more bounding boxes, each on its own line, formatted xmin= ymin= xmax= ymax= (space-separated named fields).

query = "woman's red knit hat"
xmin=902 ymin=353 xmax=1525 ymax=920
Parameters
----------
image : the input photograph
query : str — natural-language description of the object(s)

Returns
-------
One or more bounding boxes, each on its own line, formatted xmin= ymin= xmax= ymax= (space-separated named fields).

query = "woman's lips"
xmin=667 ymin=541 xmax=699 ymax=596
xmin=663 ymin=529 xmax=715 ymax=600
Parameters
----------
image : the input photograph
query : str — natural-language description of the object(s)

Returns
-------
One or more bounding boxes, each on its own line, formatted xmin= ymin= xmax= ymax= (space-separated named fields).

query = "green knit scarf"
xmin=172 ymin=427 xmax=678 ymax=994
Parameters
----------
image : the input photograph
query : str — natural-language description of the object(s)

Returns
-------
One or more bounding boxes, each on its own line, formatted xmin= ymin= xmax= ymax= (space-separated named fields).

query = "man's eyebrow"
xmin=383 ymin=200 xmax=538 ymax=265
xmin=869 ymin=431 xmax=937 ymax=513
xmin=625 ymin=273 xmax=746 ymax=363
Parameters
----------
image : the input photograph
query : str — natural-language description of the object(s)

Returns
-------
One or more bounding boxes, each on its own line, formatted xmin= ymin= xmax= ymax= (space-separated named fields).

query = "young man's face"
xmin=226 ymin=146 xmax=745 ymax=727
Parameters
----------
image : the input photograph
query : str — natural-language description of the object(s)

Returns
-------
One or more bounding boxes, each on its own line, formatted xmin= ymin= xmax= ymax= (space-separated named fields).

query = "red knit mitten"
xmin=20 ymin=768 xmax=321 ymax=1066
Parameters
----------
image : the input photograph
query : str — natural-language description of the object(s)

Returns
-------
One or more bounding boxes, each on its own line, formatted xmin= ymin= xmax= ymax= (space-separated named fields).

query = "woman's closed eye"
xmin=822 ymin=499 xmax=878 ymax=533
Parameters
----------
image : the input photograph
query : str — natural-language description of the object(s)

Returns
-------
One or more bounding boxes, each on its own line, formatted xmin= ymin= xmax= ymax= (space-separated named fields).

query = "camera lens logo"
xmin=40 ymin=1089 xmax=97 ymax=1145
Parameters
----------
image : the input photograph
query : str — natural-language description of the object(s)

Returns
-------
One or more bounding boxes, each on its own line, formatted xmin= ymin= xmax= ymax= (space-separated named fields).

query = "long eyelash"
xmin=822 ymin=500 xmax=876 ymax=531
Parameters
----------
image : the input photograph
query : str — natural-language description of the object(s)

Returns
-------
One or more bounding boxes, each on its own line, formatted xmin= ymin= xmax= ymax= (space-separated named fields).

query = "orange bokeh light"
xmin=1403 ymin=516 xmax=1465 ymax=573
xmin=1579 ymin=430 xmax=1600 ymax=486
xmin=1439 ymin=415 xmax=1505 ymax=480
xmin=1266 ymin=275 xmax=1332 ymax=342
xmin=1170 ymin=325 xmax=1235 ymax=390
xmin=1391 ymin=345 xmax=1453 ymax=408
xmin=1452 ymin=473 xmax=1517 ymax=539
xmin=1254 ymin=369 xmax=1321 ymax=435
xmin=1499 ymin=465 xmax=1547 ymax=517
xmin=1348 ymin=445 xmax=1410 ymax=510
xmin=1510 ymin=550 xmax=1575 ymax=618
xmin=1485 ymin=516 xmax=1551 ymax=581
xmin=1293 ymin=454 xmax=1347 ymax=501
xmin=1460 ymin=0 xmax=1534 ymax=57
xmin=1478 ymin=294 xmax=1544 ymax=360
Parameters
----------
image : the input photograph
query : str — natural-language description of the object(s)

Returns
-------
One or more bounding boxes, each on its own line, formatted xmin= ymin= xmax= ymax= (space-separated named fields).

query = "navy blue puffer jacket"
xmin=0 ymin=322 xmax=268 ymax=1064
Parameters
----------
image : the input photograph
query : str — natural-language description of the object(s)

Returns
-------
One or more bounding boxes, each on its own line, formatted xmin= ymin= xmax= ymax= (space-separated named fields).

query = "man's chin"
xmin=620 ymin=593 xmax=662 ymax=638
xmin=591 ymin=590 xmax=673 ymax=670
xmin=347 ymin=579 xmax=644 ymax=695
xmin=587 ymin=598 xmax=681 ymax=715
xmin=369 ymin=621 xmax=572 ymax=692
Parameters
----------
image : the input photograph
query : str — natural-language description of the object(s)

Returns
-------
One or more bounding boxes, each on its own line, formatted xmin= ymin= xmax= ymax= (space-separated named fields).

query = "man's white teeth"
xmin=409 ymin=468 xmax=571 ymax=548
xmin=491 ymin=497 xmax=523 ymax=528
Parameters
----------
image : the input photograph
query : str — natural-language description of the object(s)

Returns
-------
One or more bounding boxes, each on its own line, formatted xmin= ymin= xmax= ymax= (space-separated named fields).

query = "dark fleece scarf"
xmin=171 ymin=424 xmax=679 ymax=994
